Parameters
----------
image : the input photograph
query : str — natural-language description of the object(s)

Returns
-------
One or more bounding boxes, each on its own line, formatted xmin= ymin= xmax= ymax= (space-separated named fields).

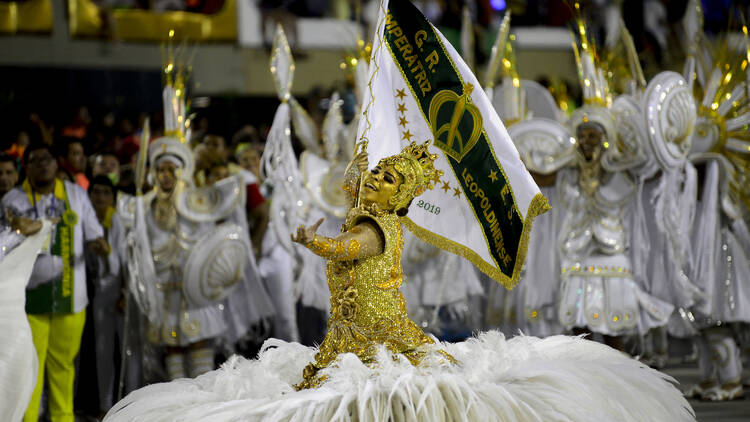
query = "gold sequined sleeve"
xmin=304 ymin=221 xmax=384 ymax=261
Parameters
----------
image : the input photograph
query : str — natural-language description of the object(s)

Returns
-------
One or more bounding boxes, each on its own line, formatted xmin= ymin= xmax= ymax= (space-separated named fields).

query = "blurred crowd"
xmin=0 ymin=106 xmax=265 ymax=421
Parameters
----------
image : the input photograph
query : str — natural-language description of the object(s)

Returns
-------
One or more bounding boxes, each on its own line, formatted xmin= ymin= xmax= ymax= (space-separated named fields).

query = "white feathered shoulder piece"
xmin=175 ymin=174 xmax=245 ymax=223
xmin=506 ymin=118 xmax=576 ymax=175
xmin=642 ymin=71 xmax=696 ymax=172
xmin=605 ymin=94 xmax=650 ymax=174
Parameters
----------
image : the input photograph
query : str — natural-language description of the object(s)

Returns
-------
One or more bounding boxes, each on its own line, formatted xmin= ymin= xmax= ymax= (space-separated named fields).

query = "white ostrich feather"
xmin=106 ymin=332 xmax=694 ymax=422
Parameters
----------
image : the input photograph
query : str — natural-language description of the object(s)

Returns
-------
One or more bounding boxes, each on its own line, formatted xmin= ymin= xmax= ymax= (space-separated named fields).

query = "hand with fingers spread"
xmin=88 ymin=237 xmax=110 ymax=256
xmin=291 ymin=217 xmax=325 ymax=246
xmin=8 ymin=211 xmax=43 ymax=236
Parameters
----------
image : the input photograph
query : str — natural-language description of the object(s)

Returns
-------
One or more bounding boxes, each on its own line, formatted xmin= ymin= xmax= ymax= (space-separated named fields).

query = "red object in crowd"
xmin=118 ymin=134 xmax=142 ymax=165
xmin=6 ymin=144 xmax=26 ymax=162
xmin=62 ymin=125 xmax=87 ymax=140
xmin=75 ymin=173 xmax=90 ymax=191
xmin=59 ymin=160 xmax=89 ymax=190
xmin=246 ymin=183 xmax=265 ymax=211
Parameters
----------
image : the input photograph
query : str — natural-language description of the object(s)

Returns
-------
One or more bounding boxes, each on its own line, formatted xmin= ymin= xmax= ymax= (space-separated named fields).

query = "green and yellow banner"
xmin=358 ymin=0 xmax=549 ymax=288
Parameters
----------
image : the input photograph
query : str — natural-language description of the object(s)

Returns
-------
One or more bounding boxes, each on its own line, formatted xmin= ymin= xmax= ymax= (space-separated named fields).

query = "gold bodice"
xmin=298 ymin=208 xmax=435 ymax=388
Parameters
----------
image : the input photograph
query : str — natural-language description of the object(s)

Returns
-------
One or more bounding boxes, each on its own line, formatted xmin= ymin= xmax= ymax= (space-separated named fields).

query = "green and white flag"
xmin=357 ymin=0 xmax=550 ymax=288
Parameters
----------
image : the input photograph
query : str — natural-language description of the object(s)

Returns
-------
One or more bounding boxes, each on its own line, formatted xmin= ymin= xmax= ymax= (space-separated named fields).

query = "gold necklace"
xmin=153 ymin=186 xmax=178 ymax=230
xmin=578 ymin=152 xmax=602 ymax=198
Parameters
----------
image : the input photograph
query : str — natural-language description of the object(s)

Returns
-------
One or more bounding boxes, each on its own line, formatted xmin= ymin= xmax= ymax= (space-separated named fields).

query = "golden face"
xmin=361 ymin=161 xmax=403 ymax=211
xmin=576 ymin=124 xmax=604 ymax=162
xmin=156 ymin=161 xmax=179 ymax=192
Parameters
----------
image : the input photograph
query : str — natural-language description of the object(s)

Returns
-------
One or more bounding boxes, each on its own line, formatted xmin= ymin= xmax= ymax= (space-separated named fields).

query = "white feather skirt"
xmin=105 ymin=331 xmax=694 ymax=422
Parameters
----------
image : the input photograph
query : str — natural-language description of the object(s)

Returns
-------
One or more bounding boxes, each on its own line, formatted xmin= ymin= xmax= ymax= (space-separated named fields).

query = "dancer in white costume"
xmin=126 ymin=135 xmax=274 ymax=379
xmin=680 ymin=0 xmax=750 ymax=400
xmin=553 ymin=16 xmax=685 ymax=349
xmin=122 ymin=61 xmax=275 ymax=379
xmin=599 ymin=21 xmax=698 ymax=365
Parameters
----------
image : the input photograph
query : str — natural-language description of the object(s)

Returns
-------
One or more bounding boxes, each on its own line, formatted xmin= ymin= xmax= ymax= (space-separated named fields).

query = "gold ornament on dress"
xmin=295 ymin=210 xmax=452 ymax=390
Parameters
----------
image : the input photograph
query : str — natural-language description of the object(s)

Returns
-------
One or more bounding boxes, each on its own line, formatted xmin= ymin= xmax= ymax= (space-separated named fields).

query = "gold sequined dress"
xmin=300 ymin=207 xmax=435 ymax=388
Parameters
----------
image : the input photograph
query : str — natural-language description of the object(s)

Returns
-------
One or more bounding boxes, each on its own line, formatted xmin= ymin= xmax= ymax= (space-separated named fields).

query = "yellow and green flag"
xmin=358 ymin=0 xmax=550 ymax=288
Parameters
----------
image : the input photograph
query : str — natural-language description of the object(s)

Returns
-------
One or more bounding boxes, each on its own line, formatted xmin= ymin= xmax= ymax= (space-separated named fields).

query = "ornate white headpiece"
xmin=149 ymin=136 xmax=195 ymax=182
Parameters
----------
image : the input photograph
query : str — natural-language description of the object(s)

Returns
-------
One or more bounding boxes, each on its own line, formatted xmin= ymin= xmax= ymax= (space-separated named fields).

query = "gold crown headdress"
xmin=381 ymin=141 xmax=442 ymax=210
xmin=570 ymin=2 xmax=612 ymax=107
xmin=484 ymin=11 xmax=511 ymax=90
xmin=568 ymin=3 xmax=616 ymax=148
xmin=498 ymin=30 xmax=526 ymax=127
xmin=162 ymin=30 xmax=193 ymax=144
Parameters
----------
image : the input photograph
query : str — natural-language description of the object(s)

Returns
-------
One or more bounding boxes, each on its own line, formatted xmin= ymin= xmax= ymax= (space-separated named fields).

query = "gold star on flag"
xmin=488 ymin=169 xmax=498 ymax=182
xmin=402 ymin=130 xmax=413 ymax=141
xmin=398 ymin=116 xmax=408 ymax=127
xmin=441 ymin=181 xmax=450 ymax=193
xmin=453 ymin=187 xmax=462 ymax=197
xmin=396 ymin=89 xmax=407 ymax=100
xmin=431 ymin=171 xmax=442 ymax=184
xmin=397 ymin=103 xmax=407 ymax=113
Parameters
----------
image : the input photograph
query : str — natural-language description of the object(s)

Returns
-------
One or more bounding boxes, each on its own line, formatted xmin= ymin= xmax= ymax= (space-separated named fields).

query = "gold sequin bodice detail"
xmin=298 ymin=209 xmax=435 ymax=388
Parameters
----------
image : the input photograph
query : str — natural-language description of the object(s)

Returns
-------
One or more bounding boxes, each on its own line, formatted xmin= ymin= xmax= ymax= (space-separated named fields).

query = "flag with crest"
xmin=357 ymin=0 xmax=550 ymax=288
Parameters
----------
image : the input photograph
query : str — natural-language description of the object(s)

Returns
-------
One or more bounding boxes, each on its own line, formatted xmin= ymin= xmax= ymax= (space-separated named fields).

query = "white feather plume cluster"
xmin=105 ymin=331 xmax=694 ymax=422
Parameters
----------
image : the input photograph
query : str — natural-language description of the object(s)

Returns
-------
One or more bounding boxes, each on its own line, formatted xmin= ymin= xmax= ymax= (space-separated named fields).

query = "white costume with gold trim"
xmin=556 ymin=166 xmax=673 ymax=335
xmin=124 ymin=138 xmax=274 ymax=350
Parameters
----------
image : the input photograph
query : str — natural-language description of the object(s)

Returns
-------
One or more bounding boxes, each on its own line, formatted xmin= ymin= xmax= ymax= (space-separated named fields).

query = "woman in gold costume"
xmin=105 ymin=141 xmax=694 ymax=422
xmin=292 ymin=141 xmax=446 ymax=389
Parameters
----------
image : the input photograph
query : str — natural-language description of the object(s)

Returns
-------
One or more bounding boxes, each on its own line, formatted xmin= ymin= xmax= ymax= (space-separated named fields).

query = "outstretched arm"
xmin=291 ymin=217 xmax=384 ymax=261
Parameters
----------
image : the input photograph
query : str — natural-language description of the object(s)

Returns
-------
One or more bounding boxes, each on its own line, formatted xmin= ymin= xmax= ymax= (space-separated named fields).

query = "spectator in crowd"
xmin=87 ymin=175 xmax=126 ymax=416
xmin=232 ymin=142 xmax=268 ymax=258
xmin=0 ymin=153 xmax=20 ymax=199
xmin=235 ymin=142 xmax=262 ymax=180
xmin=61 ymin=106 xmax=91 ymax=140
xmin=202 ymin=134 xmax=230 ymax=165
xmin=206 ymin=161 xmax=231 ymax=185
xmin=5 ymin=116 xmax=50 ymax=162
xmin=57 ymin=137 xmax=90 ymax=190
xmin=3 ymin=141 xmax=107 ymax=422
xmin=91 ymin=151 xmax=122 ymax=187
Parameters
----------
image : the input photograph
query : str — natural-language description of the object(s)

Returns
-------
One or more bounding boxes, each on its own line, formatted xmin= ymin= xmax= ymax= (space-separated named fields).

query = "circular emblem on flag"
xmin=62 ymin=210 xmax=78 ymax=226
